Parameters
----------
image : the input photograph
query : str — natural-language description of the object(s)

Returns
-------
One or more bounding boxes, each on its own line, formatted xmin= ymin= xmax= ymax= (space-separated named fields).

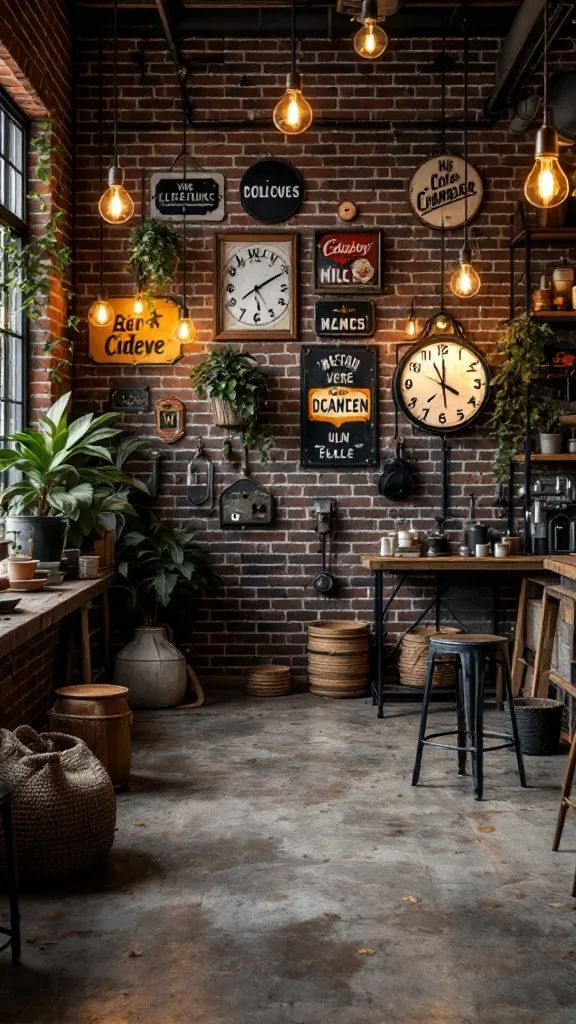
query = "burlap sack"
xmin=0 ymin=726 xmax=116 ymax=881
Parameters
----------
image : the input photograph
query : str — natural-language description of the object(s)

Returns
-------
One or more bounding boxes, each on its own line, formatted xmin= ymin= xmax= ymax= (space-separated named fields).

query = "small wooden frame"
xmin=155 ymin=398 xmax=185 ymax=443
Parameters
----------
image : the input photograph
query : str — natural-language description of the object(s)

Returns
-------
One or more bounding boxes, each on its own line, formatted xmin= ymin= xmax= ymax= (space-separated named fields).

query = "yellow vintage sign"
xmin=308 ymin=386 xmax=371 ymax=429
xmin=88 ymin=298 xmax=182 ymax=365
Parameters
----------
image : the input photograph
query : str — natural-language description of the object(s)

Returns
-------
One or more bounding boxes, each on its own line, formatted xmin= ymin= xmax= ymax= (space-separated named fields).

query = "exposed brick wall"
xmin=0 ymin=624 xmax=61 ymax=730
xmin=73 ymin=33 xmax=545 ymax=686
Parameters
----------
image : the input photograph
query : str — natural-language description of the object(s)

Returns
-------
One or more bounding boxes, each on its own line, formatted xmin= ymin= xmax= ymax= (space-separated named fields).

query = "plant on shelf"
xmin=190 ymin=348 xmax=273 ymax=462
xmin=3 ymin=125 xmax=79 ymax=381
xmin=488 ymin=313 xmax=552 ymax=481
xmin=537 ymin=399 xmax=564 ymax=455
xmin=126 ymin=218 xmax=183 ymax=306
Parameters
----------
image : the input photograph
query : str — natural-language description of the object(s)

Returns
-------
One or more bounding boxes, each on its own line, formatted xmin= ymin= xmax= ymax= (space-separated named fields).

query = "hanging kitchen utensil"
xmin=311 ymin=498 xmax=337 ymax=595
xmin=220 ymin=477 xmax=274 ymax=529
xmin=186 ymin=439 xmax=214 ymax=512
xmin=378 ymin=439 xmax=414 ymax=501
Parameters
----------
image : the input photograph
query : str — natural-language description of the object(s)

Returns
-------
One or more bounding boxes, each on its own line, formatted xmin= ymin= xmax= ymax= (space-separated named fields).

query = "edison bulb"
xmin=436 ymin=316 xmax=450 ymax=331
xmin=450 ymin=260 xmax=481 ymax=298
xmin=273 ymin=71 xmax=313 ymax=135
xmin=132 ymin=292 xmax=145 ymax=316
xmin=405 ymin=317 xmax=419 ymax=339
xmin=354 ymin=20 xmax=388 ymax=59
xmin=524 ymin=155 xmax=569 ymax=209
xmin=172 ymin=315 xmax=196 ymax=344
xmin=99 ymin=183 xmax=134 ymax=224
xmin=88 ymin=297 xmax=114 ymax=327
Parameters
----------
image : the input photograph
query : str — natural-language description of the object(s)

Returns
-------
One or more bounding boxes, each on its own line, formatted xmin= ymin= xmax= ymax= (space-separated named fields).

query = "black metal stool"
xmin=0 ymin=781 xmax=21 ymax=964
xmin=411 ymin=634 xmax=527 ymax=801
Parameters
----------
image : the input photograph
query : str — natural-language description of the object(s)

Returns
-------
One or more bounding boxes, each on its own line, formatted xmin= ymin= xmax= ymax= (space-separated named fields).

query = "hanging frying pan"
xmin=378 ymin=439 xmax=414 ymax=501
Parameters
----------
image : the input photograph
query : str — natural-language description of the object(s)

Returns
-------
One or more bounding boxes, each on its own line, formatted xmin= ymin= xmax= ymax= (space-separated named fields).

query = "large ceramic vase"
xmin=114 ymin=627 xmax=187 ymax=709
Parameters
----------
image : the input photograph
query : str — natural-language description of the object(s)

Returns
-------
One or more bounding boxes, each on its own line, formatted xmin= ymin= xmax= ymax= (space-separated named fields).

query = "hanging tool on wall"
xmin=186 ymin=438 xmax=214 ymax=513
xmin=312 ymin=498 xmax=337 ymax=595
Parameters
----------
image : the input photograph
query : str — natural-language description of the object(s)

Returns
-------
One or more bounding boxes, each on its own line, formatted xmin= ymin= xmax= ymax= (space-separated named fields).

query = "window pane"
xmin=9 ymin=121 xmax=23 ymax=170
xmin=0 ymin=94 xmax=26 ymax=447
xmin=8 ymin=166 xmax=22 ymax=218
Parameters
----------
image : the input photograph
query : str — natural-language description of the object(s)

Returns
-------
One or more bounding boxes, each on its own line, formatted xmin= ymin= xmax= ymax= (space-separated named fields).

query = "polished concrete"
xmin=1 ymin=694 xmax=575 ymax=1024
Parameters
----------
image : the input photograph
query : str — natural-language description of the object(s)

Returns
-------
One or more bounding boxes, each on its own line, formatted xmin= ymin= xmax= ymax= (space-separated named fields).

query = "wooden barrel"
xmin=245 ymin=665 xmax=290 ymax=697
xmin=308 ymin=621 xmax=370 ymax=698
xmin=398 ymin=626 xmax=460 ymax=688
xmin=49 ymin=684 xmax=132 ymax=788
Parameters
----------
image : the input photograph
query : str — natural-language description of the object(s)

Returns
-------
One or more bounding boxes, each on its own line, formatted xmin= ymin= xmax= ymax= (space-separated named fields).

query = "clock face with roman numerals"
xmin=215 ymin=233 xmax=297 ymax=340
xmin=393 ymin=335 xmax=491 ymax=434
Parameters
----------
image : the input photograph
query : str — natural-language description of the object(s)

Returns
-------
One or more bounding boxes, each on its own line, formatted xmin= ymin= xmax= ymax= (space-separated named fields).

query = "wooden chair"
xmin=552 ymin=734 xmax=576 ymax=899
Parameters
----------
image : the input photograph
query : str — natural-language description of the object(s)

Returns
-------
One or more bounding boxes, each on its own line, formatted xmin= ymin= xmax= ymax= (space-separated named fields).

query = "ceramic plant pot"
xmin=5 ymin=516 xmax=68 ymax=567
xmin=114 ymin=626 xmax=187 ymax=709
xmin=538 ymin=433 xmax=563 ymax=455
xmin=7 ymin=558 xmax=39 ymax=582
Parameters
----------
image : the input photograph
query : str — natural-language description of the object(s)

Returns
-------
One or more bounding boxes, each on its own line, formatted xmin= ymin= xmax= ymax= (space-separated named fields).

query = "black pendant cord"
xmin=463 ymin=5 xmax=469 ymax=254
xmin=292 ymin=0 xmax=297 ymax=75
xmin=440 ymin=17 xmax=446 ymax=154
xmin=98 ymin=36 xmax=104 ymax=296
xmin=182 ymin=109 xmax=188 ymax=311
xmin=113 ymin=0 xmax=118 ymax=166
xmin=543 ymin=0 xmax=549 ymax=124
xmin=440 ymin=218 xmax=445 ymax=309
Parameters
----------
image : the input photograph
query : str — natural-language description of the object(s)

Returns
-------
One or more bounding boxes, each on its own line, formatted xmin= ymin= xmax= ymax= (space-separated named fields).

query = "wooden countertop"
xmin=543 ymin=555 xmax=576 ymax=581
xmin=361 ymin=555 xmax=546 ymax=572
xmin=0 ymin=570 xmax=114 ymax=659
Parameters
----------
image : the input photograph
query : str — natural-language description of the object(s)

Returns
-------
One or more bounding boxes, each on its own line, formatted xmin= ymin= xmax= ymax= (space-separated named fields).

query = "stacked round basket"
xmin=245 ymin=665 xmax=291 ymax=697
xmin=308 ymin=621 xmax=370 ymax=698
xmin=398 ymin=625 xmax=460 ymax=688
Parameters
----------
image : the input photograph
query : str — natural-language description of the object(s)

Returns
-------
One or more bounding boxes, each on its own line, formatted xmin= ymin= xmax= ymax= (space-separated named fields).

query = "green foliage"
xmin=190 ymin=348 xmax=273 ymax=462
xmin=0 ymin=391 xmax=131 ymax=521
xmin=2 ymin=125 xmax=77 ymax=382
xmin=537 ymin=399 xmax=563 ymax=435
xmin=488 ymin=313 xmax=552 ymax=481
xmin=126 ymin=218 xmax=183 ymax=299
xmin=116 ymin=507 xmax=219 ymax=626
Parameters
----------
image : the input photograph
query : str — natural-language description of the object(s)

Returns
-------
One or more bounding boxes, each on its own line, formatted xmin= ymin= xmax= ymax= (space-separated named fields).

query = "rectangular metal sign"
xmin=300 ymin=345 xmax=379 ymax=467
xmin=89 ymin=298 xmax=182 ymax=365
xmin=314 ymin=299 xmax=375 ymax=338
xmin=150 ymin=171 xmax=225 ymax=222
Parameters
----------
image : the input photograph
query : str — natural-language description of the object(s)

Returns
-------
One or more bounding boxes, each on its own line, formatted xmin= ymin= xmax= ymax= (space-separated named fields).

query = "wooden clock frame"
xmin=213 ymin=232 xmax=298 ymax=341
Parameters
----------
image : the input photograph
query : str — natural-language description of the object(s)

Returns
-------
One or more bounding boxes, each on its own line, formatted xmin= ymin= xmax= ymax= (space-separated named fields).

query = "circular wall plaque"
xmin=240 ymin=159 xmax=304 ymax=223
xmin=408 ymin=153 xmax=483 ymax=230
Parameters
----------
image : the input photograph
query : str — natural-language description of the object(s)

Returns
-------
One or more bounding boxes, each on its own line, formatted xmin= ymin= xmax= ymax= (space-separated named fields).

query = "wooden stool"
xmin=412 ymin=634 xmax=527 ymax=801
xmin=552 ymin=732 xmax=576 ymax=898
xmin=0 ymin=781 xmax=21 ymax=964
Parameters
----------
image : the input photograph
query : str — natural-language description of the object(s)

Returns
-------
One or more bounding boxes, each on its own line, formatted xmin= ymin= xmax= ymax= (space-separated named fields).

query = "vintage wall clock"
xmin=393 ymin=319 xmax=490 ymax=435
xmin=213 ymin=232 xmax=297 ymax=341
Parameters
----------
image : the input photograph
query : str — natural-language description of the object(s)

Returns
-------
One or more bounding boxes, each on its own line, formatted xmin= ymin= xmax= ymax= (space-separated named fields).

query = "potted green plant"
xmin=0 ymin=392 xmax=127 ymax=565
xmin=126 ymin=218 xmax=183 ymax=304
xmin=114 ymin=508 xmax=218 ymax=708
xmin=537 ymin=400 xmax=564 ymax=454
xmin=190 ymin=348 xmax=273 ymax=461
xmin=489 ymin=313 xmax=552 ymax=481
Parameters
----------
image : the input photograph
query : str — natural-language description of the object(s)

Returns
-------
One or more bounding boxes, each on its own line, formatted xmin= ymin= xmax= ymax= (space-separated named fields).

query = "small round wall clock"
xmin=393 ymin=328 xmax=491 ymax=435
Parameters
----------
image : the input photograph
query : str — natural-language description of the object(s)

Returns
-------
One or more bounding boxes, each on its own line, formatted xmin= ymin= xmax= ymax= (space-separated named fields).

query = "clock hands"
xmin=242 ymin=272 xmax=284 ymax=301
xmin=426 ymin=366 xmax=460 ymax=398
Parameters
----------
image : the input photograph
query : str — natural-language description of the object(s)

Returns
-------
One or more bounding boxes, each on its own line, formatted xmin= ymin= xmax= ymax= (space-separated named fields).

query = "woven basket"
xmin=398 ymin=625 xmax=461 ymax=688
xmin=210 ymin=397 xmax=244 ymax=428
xmin=308 ymin=621 xmax=370 ymax=698
xmin=245 ymin=665 xmax=290 ymax=697
xmin=504 ymin=697 xmax=563 ymax=756
xmin=0 ymin=726 xmax=116 ymax=881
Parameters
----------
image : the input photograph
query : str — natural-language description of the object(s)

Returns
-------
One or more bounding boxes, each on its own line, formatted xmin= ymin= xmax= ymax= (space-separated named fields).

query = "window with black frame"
xmin=0 ymin=90 xmax=26 ymax=446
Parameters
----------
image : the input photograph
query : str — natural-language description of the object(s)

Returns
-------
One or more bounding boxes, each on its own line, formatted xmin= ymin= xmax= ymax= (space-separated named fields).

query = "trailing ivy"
xmin=190 ymin=348 xmax=273 ymax=463
xmin=488 ymin=313 xmax=552 ymax=481
xmin=2 ymin=124 xmax=78 ymax=382
xmin=126 ymin=218 xmax=183 ymax=304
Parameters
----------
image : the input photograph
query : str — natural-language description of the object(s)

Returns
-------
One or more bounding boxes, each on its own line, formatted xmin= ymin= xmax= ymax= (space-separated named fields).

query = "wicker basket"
xmin=245 ymin=665 xmax=290 ymax=697
xmin=308 ymin=621 xmax=370 ymax=698
xmin=504 ymin=697 xmax=563 ymax=756
xmin=398 ymin=625 xmax=461 ymax=688
xmin=210 ymin=397 xmax=244 ymax=428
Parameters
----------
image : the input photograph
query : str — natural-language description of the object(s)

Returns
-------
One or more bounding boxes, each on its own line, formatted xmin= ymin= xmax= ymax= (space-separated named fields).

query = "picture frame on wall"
xmin=213 ymin=232 xmax=298 ymax=341
xmin=314 ymin=229 xmax=383 ymax=294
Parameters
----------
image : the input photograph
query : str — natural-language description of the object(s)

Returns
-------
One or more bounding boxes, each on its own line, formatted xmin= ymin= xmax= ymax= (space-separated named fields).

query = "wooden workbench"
xmin=362 ymin=555 xmax=546 ymax=572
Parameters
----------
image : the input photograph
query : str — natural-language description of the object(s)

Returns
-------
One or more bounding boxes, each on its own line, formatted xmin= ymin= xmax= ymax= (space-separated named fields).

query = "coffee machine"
xmin=523 ymin=472 xmax=576 ymax=554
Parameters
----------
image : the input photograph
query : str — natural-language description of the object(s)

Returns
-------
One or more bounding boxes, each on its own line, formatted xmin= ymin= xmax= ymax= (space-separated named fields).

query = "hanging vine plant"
xmin=126 ymin=218 xmax=183 ymax=301
xmin=3 ymin=124 xmax=79 ymax=381
xmin=488 ymin=313 xmax=552 ymax=482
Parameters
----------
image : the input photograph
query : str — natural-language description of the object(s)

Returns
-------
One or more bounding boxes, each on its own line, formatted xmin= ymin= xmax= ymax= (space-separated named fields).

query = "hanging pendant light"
xmin=88 ymin=296 xmax=114 ymax=327
xmin=273 ymin=0 xmax=313 ymax=134
xmin=450 ymin=7 xmax=481 ymax=299
xmin=99 ymin=0 xmax=134 ymax=224
xmin=172 ymin=113 xmax=196 ymax=346
xmin=354 ymin=0 xmax=388 ymax=60
xmin=132 ymin=291 xmax=146 ymax=316
xmin=404 ymin=298 xmax=419 ymax=338
xmin=524 ymin=0 xmax=569 ymax=209
xmin=89 ymin=40 xmax=114 ymax=328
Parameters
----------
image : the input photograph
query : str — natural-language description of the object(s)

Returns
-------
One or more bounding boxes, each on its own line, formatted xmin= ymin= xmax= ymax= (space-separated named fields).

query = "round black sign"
xmin=240 ymin=159 xmax=304 ymax=223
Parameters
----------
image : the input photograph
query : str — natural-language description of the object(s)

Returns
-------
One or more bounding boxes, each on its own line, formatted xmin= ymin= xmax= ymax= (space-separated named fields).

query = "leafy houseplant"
xmin=488 ymin=313 xmax=552 ymax=481
xmin=126 ymin=218 xmax=183 ymax=301
xmin=537 ymin=400 xmax=564 ymax=454
xmin=190 ymin=348 xmax=273 ymax=462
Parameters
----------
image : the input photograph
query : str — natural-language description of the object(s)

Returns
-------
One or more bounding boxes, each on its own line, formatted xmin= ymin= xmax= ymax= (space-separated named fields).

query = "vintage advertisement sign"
xmin=300 ymin=345 xmax=378 ymax=467
xmin=240 ymin=159 xmax=303 ymax=223
xmin=155 ymin=398 xmax=185 ymax=443
xmin=89 ymin=298 xmax=182 ymax=365
xmin=108 ymin=386 xmax=150 ymax=412
xmin=314 ymin=300 xmax=375 ymax=338
xmin=314 ymin=230 xmax=382 ymax=293
xmin=150 ymin=171 xmax=225 ymax=222
xmin=408 ymin=154 xmax=483 ymax=230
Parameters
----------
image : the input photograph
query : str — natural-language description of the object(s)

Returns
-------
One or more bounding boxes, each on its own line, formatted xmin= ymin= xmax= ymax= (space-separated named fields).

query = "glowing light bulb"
xmin=524 ymin=125 xmax=569 ymax=209
xmin=172 ymin=311 xmax=196 ymax=345
xmin=99 ymin=167 xmax=135 ymax=224
xmin=405 ymin=316 xmax=419 ymax=339
xmin=273 ymin=73 xmax=313 ymax=135
xmin=436 ymin=317 xmax=450 ymax=332
xmin=354 ymin=20 xmax=388 ymax=59
xmin=450 ymin=254 xmax=481 ymax=299
xmin=87 ymin=297 xmax=114 ymax=327
xmin=132 ymin=292 xmax=145 ymax=316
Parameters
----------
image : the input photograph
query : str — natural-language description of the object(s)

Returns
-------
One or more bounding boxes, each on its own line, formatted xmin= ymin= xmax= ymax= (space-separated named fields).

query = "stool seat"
xmin=431 ymin=634 xmax=507 ymax=645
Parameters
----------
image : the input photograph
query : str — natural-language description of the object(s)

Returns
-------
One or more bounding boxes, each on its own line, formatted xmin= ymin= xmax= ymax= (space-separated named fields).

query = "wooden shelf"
xmin=512 ymin=453 xmax=576 ymax=462
xmin=510 ymin=226 xmax=576 ymax=249
xmin=531 ymin=311 xmax=576 ymax=323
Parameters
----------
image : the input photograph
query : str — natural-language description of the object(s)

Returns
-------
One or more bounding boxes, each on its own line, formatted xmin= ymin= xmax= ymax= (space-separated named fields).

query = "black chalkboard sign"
xmin=240 ymin=160 xmax=304 ymax=223
xmin=314 ymin=300 xmax=375 ymax=338
xmin=300 ymin=345 xmax=378 ymax=468
xmin=150 ymin=171 xmax=225 ymax=222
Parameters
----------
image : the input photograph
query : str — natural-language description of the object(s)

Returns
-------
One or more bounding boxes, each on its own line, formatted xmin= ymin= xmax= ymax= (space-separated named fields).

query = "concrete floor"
xmin=1 ymin=694 xmax=576 ymax=1024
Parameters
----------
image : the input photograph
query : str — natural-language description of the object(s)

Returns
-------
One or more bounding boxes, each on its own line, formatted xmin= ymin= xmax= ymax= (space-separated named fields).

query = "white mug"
xmin=380 ymin=536 xmax=394 ymax=556
xmin=494 ymin=543 xmax=508 ymax=558
xmin=475 ymin=543 xmax=491 ymax=558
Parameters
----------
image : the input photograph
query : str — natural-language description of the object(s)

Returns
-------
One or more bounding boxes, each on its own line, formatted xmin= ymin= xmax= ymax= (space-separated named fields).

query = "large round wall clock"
xmin=213 ymin=232 xmax=297 ymax=341
xmin=393 ymin=334 xmax=491 ymax=435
